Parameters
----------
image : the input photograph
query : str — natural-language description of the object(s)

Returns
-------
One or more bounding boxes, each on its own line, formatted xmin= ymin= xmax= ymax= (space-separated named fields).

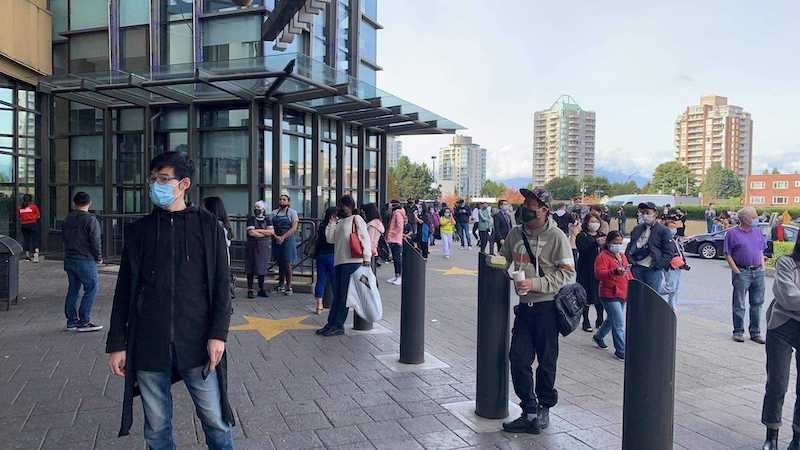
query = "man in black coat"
xmin=625 ymin=202 xmax=676 ymax=295
xmin=106 ymin=152 xmax=234 ymax=448
xmin=493 ymin=199 xmax=513 ymax=253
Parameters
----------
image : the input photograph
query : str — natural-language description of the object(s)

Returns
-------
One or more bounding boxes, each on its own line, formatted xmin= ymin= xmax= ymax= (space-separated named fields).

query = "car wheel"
xmin=698 ymin=242 xmax=717 ymax=259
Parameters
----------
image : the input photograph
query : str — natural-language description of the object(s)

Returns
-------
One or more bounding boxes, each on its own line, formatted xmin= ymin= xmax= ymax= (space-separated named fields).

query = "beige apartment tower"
xmin=532 ymin=95 xmax=596 ymax=187
xmin=438 ymin=135 xmax=487 ymax=198
xmin=674 ymin=95 xmax=753 ymax=183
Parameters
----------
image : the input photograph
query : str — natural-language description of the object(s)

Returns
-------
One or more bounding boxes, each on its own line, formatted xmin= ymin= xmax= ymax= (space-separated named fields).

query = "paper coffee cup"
xmin=511 ymin=270 xmax=525 ymax=282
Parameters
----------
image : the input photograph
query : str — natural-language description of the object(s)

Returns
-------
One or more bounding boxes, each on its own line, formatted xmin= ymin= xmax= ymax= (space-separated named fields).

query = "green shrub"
xmin=768 ymin=241 xmax=796 ymax=267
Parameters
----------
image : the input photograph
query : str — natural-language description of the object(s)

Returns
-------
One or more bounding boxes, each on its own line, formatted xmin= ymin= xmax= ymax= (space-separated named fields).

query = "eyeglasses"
xmin=148 ymin=174 xmax=180 ymax=185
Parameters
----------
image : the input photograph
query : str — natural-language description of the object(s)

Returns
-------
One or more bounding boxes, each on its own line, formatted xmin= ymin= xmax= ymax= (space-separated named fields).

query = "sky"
xmin=375 ymin=0 xmax=800 ymax=182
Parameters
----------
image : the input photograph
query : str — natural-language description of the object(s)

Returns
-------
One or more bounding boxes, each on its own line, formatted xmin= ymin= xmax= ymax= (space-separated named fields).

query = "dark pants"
xmin=326 ymin=263 xmax=361 ymax=329
xmin=456 ymin=222 xmax=471 ymax=247
xmin=246 ymin=274 xmax=265 ymax=292
xmin=478 ymin=230 xmax=490 ymax=254
xmin=509 ymin=301 xmax=559 ymax=414
xmin=419 ymin=242 xmax=429 ymax=259
xmin=63 ymin=258 xmax=98 ymax=327
xmin=762 ymin=320 xmax=800 ymax=432
xmin=20 ymin=223 xmax=38 ymax=252
xmin=389 ymin=243 xmax=402 ymax=277
xmin=618 ymin=218 xmax=627 ymax=236
xmin=732 ymin=268 xmax=765 ymax=337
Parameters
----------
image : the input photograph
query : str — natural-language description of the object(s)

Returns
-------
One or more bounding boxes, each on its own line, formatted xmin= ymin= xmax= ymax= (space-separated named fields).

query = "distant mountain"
xmin=498 ymin=171 xmax=648 ymax=189
xmin=497 ymin=177 xmax=531 ymax=189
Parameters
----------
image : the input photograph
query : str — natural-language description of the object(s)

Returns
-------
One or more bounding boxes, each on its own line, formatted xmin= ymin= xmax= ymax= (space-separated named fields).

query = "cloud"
xmin=595 ymin=146 xmax=672 ymax=179
xmin=674 ymin=73 xmax=695 ymax=83
xmin=487 ymin=144 xmax=532 ymax=180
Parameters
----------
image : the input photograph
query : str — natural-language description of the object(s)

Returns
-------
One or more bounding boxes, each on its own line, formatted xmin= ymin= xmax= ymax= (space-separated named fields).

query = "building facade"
xmin=532 ymin=95 xmax=595 ymax=187
xmin=438 ymin=135 xmax=486 ymax=198
xmin=386 ymin=135 xmax=402 ymax=168
xmin=0 ymin=0 xmax=53 ymax=237
xmin=4 ymin=0 xmax=460 ymax=259
xmin=674 ymin=95 xmax=753 ymax=184
xmin=745 ymin=174 xmax=800 ymax=207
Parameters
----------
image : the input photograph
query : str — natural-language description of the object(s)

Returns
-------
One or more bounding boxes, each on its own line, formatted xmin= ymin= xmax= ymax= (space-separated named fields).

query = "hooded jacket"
xmin=501 ymin=217 xmax=576 ymax=304
xmin=105 ymin=207 xmax=233 ymax=436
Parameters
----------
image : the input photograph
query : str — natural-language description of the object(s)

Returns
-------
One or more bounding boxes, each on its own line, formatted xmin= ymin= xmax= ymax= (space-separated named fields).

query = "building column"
xmin=248 ymin=101 xmax=260 ymax=209
xmin=356 ymin=127 xmax=365 ymax=204
xmin=311 ymin=113 xmax=321 ymax=218
xmin=187 ymin=104 xmax=200 ymax=207
xmin=271 ymin=103 xmax=282 ymax=209
xmin=39 ymin=94 xmax=51 ymax=251
xmin=102 ymin=108 xmax=113 ymax=258
xmin=335 ymin=121 xmax=345 ymax=200
xmin=379 ymin=133 xmax=387 ymax=206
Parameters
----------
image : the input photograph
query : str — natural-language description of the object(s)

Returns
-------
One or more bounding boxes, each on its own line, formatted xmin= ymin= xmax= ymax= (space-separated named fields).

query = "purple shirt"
xmin=724 ymin=226 xmax=766 ymax=268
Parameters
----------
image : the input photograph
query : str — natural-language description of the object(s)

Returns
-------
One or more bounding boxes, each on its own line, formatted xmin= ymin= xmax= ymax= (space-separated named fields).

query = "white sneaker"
xmin=392 ymin=277 xmax=402 ymax=286
xmin=445 ymin=255 xmax=450 ymax=259
xmin=387 ymin=277 xmax=397 ymax=283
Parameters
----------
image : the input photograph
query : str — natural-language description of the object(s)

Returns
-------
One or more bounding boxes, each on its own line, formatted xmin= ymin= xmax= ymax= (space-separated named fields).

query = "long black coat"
xmin=576 ymin=232 xmax=602 ymax=304
xmin=105 ymin=208 xmax=234 ymax=436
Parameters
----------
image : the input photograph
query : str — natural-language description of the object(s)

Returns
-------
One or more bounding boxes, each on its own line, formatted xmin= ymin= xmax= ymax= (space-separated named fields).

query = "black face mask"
xmin=520 ymin=207 xmax=540 ymax=223
xmin=337 ymin=208 xmax=348 ymax=219
xmin=254 ymin=208 xmax=265 ymax=216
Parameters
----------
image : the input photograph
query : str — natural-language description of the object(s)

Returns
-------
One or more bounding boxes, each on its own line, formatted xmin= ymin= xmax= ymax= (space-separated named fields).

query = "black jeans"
xmin=478 ymin=230 xmax=490 ymax=254
xmin=389 ymin=243 xmax=402 ymax=277
xmin=20 ymin=223 xmax=38 ymax=252
xmin=510 ymin=301 xmax=559 ymax=414
xmin=762 ymin=319 xmax=800 ymax=432
xmin=326 ymin=263 xmax=361 ymax=329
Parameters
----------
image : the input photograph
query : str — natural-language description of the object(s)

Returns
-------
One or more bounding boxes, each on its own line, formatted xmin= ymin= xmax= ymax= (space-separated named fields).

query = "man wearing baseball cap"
xmin=625 ymin=202 xmax=675 ymax=295
xmin=500 ymin=188 xmax=576 ymax=434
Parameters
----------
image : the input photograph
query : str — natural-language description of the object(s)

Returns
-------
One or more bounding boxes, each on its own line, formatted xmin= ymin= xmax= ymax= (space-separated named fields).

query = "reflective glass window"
xmin=200 ymin=186 xmax=248 ymax=216
xmin=0 ymin=110 xmax=12 ymax=135
xmin=0 ymin=153 xmax=13 ymax=183
xmin=337 ymin=1 xmax=349 ymax=71
xmin=262 ymin=130 xmax=272 ymax=185
xmin=121 ymin=27 xmax=150 ymax=72
xmin=159 ymin=108 xmax=188 ymax=129
xmin=362 ymin=0 xmax=377 ymax=20
xmin=155 ymin=131 xmax=188 ymax=154
xmin=120 ymin=0 xmax=149 ymax=26
xmin=281 ymin=109 xmax=310 ymax=134
xmin=18 ymin=111 xmax=35 ymax=137
xmin=18 ymin=137 xmax=37 ymax=157
xmin=70 ymin=103 xmax=103 ymax=134
xmin=53 ymin=43 xmax=68 ymax=76
xmin=205 ymin=0 xmax=262 ymax=13
xmin=18 ymin=157 xmax=37 ymax=185
xmin=69 ymin=32 xmax=110 ymax=73
xmin=70 ymin=0 xmax=108 ymax=30
xmin=312 ymin=6 xmax=327 ymax=62
xmin=281 ymin=134 xmax=305 ymax=186
xmin=202 ymin=15 xmax=263 ymax=62
xmin=17 ymin=90 xmax=35 ymax=110
xmin=200 ymin=131 xmax=248 ymax=184
xmin=164 ymin=0 xmax=193 ymax=20
xmin=70 ymin=136 xmax=104 ymax=185
xmin=200 ymin=109 xmax=249 ymax=128
xmin=360 ymin=64 xmax=376 ymax=86
xmin=114 ymin=134 xmax=143 ymax=184
xmin=51 ymin=0 xmax=68 ymax=38
xmin=115 ymin=108 xmax=144 ymax=131
xmin=167 ymin=22 xmax=194 ymax=65
xmin=359 ymin=20 xmax=376 ymax=62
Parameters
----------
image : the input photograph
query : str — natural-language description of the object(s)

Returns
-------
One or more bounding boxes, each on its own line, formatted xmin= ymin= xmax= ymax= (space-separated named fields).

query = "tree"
xmin=651 ymin=161 xmax=697 ymax=195
xmin=387 ymin=156 xmax=439 ymax=200
xmin=762 ymin=169 xmax=770 ymax=175
xmin=608 ymin=180 xmax=639 ymax=196
xmin=480 ymin=180 xmax=506 ymax=197
xmin=701 ymin=162 xmax=742 ymax=199
xmin=581 ymin=176 xmax=611 ymax=196
xmin=544 ymin=176 xmax=581 ymax=200
xmin=772 ymin=168 xmax=781 ymax=175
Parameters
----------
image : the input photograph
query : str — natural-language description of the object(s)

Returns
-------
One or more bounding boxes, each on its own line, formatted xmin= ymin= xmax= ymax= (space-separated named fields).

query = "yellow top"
xmin=440 ymin=216 xmax=455 ymax=234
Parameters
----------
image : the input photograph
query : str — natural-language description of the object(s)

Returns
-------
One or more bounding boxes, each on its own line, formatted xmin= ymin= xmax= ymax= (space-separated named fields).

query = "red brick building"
xmin=745 ymin=174 xmax=800 ymax=206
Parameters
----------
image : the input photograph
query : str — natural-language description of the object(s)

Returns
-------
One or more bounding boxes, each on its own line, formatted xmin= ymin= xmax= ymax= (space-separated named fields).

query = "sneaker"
xmin=247 ymin=290 xmax=256 ymax=299
xmin=537 ymin=406 xmax=550 ymax=430
xmin=392 ymin=277 xmax=402 ymax=286
xmin=502 ymin=413 xmax=540 ymax=434
xmin=316 ymin=324 xmax=332 ymax=335
xmin=275 ymin=284 xmax=284 ymax=292
xmin=386 ymin=277 xmax=397 ymax=284
xmin=77 ymin=323 xmax=103 ymax=332
xmin=445 ymin=255 xmax=450 ymax=259
xmin=257 ymin=289 xmax=269 ymax=298
xmin=593 ymin=335 xmax=608 ymax=349
xmin=732 ymin=334 xmax=745 ymax=343
xmin=32 ymin=252 xmax=40 ymax=263
xmin=751 ymin=336 xmax=766 ymax=345
xmin=614 ymin=352 xmax=625 ymax=361
xmin=65 ymin=324 xmax=79 ymax=332
xmin=321 ymin=327 xmax=344 ymax=337
xmin=283 ymin=288 xmax=293 ymax=296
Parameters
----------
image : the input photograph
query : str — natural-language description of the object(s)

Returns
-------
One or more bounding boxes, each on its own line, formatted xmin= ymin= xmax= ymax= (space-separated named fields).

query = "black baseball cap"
xmin=520 ymin=188 xmax=552 ymax=208
xmin=637 ymin=202 xmax=657 ymax=211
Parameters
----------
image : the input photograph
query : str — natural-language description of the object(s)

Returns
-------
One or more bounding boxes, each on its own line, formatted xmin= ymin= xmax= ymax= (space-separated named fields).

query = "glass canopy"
xmin=39 ymin=54 xmax=463 ymax=135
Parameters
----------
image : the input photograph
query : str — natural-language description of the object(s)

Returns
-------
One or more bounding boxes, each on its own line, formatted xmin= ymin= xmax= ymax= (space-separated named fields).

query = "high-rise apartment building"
xmin=387 ymin=137 xmax=403 ymax=168
xmin=438 ymin=135 xmax=487 ymax=198
xmin=532 ymin=95 xmax=595 ymax=187
xmin=674 ymin=95 xmax=753 ymax=183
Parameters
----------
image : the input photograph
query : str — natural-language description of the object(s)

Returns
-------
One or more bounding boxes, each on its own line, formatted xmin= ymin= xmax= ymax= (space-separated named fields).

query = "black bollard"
xmin=622 ymin=279 xmax=677 ymax=450
xmin=475 ymin=253 xmax=511 ymax=419
xmin=353 ymin=312 xmax=373 ymax=330
xmin=400 ymin=238 xmax=426 ymax=364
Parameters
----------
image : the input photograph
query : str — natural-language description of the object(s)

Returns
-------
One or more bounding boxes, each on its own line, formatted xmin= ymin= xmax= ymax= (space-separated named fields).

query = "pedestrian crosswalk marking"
xmin=230 ymin=314 xmax=317 ymax=341
xmin=434 ymin=267 xmax=479 ymax=277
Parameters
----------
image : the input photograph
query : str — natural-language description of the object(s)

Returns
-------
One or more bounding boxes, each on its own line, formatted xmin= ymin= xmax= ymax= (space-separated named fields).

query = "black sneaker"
xmin=502 ymin=414 xmax=540 ymax=434
xmin=247 ymin=290 xmax=256 ymax=299
xmin=537 ymin=407 xmax=549 ymax=430
xmin=77 ymin=323 xmax=103 ymax=332
xmin=316 ymin=324 xmax=332 ymax=335
xmin=65 ymin=324 xmax=79 ymax=332
xmin=257 ymin=289 xmax=269 ymax=298
xmin=283 ymin=288 xmax=293 ymax=296
xmin=593 ymin=335 xmax=608 ymax=349
xmin=321 ymin=327 xmax=344 ymax=337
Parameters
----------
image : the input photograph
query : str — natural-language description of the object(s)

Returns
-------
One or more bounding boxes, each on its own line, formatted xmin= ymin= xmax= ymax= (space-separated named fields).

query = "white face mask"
xmin=609 ymin=243 xmax=626 ymax=254
xmin=588 ymin=222 xmax=601 ymax=232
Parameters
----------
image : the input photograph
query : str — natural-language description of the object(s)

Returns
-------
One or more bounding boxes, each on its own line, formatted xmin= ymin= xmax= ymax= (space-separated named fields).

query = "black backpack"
xmin=520 ymin=232 xmax=587 ymax=336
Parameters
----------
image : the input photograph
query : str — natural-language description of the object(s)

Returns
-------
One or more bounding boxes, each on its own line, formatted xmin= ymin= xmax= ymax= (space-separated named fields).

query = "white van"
xmin=604 ymin=194 xmax=676 ymax=208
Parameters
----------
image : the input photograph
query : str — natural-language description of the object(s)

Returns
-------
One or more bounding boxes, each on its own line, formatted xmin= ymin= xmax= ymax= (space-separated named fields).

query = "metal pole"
xmin=399 ymin=238 xmax=426 ymax=364
xmin=622 ymin=279 xmax=676 ymax=449
xmin=475 ymin=252 xmax=511 ymax=419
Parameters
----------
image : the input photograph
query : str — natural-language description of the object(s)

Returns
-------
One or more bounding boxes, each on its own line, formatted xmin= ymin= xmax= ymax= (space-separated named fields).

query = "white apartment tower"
xmin=674 ymin=95 xmax=753 ymax=183
xmin=532 ymin=95 xmax=596 ymax=187
xmin=387 ymin=137 xmax=403 ymax=168
xmin=438 ymin=135 xmax=487 ymax=198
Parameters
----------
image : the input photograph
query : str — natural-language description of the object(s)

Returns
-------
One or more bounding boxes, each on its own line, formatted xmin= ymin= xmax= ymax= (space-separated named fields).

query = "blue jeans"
xmin=456 ymin=222 xmax=471 ymax=247
xmin=326 ymin=263 xmax=361 ymax=329
xmin=664 ymin=269 xmax=681 ymax=310
xmin=732 ymin=268 xmax=765 ymax=337
xmin=63 ymin=258 xmax=98 ymax=327
xmin=137 ymin=365 xmax=234 ymax=450
xmin=595 ymin=299 xmax=625 ymax=358
xmin=631 ymin=265 xmax=665 ymax=297
xmin=314 ymin=254 xmax=335 ymax=298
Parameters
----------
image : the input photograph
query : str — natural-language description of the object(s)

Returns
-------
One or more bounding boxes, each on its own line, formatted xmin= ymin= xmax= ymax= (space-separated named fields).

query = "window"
xmin=200 ymin=108 xmax=249 ymax=128
xmin=70 ymin=135 xmax=104 ymax=185
xmin=205 ymin=0 xmax=263 ymax=13
xmin=360 ymin=63 xmax=376 ymax=86
xmin=750 ymin=181 xmax=765 ymax=189
xmin=160 ymin=0 xmax=193 ymax=65
xmin=120 ymin=0 xmax=149 ymax=27
xmin=773 ymin=196 xmax=788 ymax=205
xmin=361 ymin=0 xmax=377 ymax=20
xmin=795 ymin=197 xmax=800 ymax=204
xmin=69 ymin=32 xmax=110 ymax=73
xmin=199 ymin=107 xmax=249 ymax=216
xmin=337 ymin=0 xmax=350 ymax=72
xmin=51 ymin=0 xmax=68 ymax=39
xmin=202 ymin=15 xmax=263 ymax=62
xmin=359 ymin=19 xmax=376 ymax=62
xmin=774 ymin=181 xmax=789 ymax=189
xmin=312 ymin=5 xmax=327 ymax=62
xmin=795 ymin=180 xmax=800 ymax=188
xmin=70 ymin=0 xmax=108 ymax=30
xmin=121 ymin=27 xmax=150 ymax=72
xmin=155 ymin=108 xmax=188 ymax=155
xmin=70 ymin=103 xmax=103 ymax=134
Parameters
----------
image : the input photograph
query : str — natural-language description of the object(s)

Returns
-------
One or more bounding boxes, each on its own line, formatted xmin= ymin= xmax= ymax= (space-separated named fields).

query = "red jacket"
xmin=594 ymin=249 xmax=633 ymax=301
xmin=18 ymin=204 xmax=40 ymax=225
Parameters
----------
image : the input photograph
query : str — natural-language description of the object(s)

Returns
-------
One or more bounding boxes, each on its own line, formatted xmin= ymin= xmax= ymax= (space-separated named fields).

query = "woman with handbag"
xmin=312 ymin=207 xmax=337 ymax=314
xmin=364 ymin=203 xmax=385 ymax=274
xmin=576 ymin=214 xmax=606 ymax=332
xmin=593 ymin=231 xmax=632 ymax=361
xmin=316 ymin=195 xmax=372 ymax=337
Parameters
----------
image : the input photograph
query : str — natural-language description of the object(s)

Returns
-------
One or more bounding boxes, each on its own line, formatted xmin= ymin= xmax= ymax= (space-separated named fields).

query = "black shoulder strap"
xmin=520 ymin=231 xmax=536 ymax=267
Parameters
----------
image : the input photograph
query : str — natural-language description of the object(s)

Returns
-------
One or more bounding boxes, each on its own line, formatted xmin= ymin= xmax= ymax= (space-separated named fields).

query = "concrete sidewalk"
xmin=0 ymin=244 xmax=789 ymax=449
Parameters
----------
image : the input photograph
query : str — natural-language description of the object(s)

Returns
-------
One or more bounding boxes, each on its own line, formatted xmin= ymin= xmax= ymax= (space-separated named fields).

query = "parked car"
xmin=683 ymin=222 xmax=799 ymax=259
xmin=605 ymin=194 xmax=676 ymax=208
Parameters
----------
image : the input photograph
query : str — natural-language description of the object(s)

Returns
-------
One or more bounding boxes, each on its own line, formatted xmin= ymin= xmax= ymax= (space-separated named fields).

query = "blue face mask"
xmin=669 ymin=227 xmax=678 ymax=237
xmin=149 ymin=182 xmax=177 ymax=208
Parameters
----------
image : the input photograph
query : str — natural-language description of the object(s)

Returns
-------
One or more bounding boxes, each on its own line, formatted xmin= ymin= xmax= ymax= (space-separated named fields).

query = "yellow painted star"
xmin=434 ymin=267 xmax=479 ymax=277
xmin=230 ymin=315 xmax=318 ymax=341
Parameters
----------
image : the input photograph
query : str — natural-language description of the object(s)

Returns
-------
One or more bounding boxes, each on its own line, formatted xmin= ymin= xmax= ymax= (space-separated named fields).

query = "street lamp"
xmin=431 ymin=156 xmax=437 ymax=183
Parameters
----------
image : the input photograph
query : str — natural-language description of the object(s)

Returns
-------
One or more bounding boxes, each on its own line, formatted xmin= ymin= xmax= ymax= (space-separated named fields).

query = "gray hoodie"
xmin=767 ymin=255 xmax=800 ymax=330
xmin=501 ymin=217 xmax=576 ymax=304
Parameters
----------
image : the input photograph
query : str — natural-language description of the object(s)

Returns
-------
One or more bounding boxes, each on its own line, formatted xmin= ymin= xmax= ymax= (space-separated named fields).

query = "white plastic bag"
xmin=346 ymin=266 xmax=383 ymax=322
